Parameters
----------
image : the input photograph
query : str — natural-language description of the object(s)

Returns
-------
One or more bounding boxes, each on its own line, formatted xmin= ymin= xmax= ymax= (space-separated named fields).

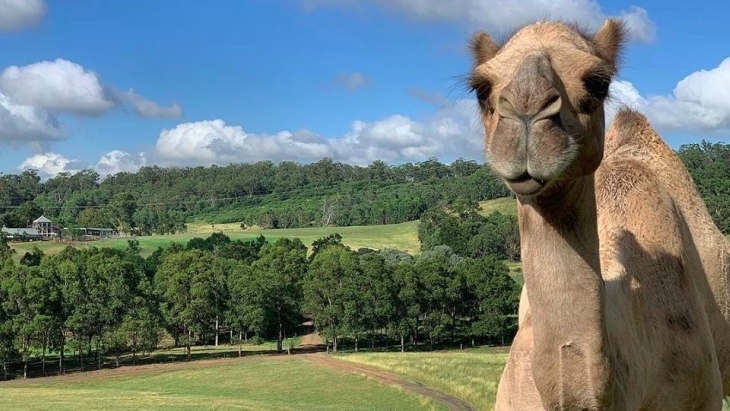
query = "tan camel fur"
xmin=468 ymin=19 xmax=730 ymax=410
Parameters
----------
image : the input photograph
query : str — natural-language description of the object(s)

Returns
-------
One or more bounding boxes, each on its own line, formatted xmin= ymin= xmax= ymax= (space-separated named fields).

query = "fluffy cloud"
xmin=298 ymin=0 xmax=656 ymax=43
xmin=96 ymin=150 xmax=147 ymax=176
xmin=0 ymin=0 xmax=46 ymax=32
xmin=154 ymin=99 xmax=482 ymax=167
xmin=0 ymin=59 xmax=183 ymax=119
xmin=18 ymin=149 xmax=147 ymax=179
xmin=0 ymin=91 xmax=60 ymax=142
xmin=0 ymin=58 xmax=182 ymax=145
xmin=607 ymin=58 xmax=730 ymax=132
xmin=334 ymin=73 xmax=371 ymax=91
xmin=17 ymin=152 xmax=83 ymax=177
xmin=0 ymin=59 xmax=115 ymax=116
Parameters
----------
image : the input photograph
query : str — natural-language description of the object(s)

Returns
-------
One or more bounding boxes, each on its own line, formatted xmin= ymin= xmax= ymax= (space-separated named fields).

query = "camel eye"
xmin=582 ymin=73 xmax=610 ymax=100
xmin=579 ymin=71 xmax=611 ymax=113
xmin=471 ymin=81 xmax=493 ymax=111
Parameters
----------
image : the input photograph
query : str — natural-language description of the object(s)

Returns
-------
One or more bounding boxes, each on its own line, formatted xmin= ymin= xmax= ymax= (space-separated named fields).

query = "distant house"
xmin=1 ymin=226 xmax=43 ymax=241
xmin=32 ymin=215 xmax=58 ymax=239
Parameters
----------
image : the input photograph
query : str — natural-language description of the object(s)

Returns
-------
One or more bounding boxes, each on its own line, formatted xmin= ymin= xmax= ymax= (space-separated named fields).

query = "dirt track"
xmin=304 ymin=353 xmax=476 ymax=411
xmin=298 ymin=331 xmax=475 ymax=411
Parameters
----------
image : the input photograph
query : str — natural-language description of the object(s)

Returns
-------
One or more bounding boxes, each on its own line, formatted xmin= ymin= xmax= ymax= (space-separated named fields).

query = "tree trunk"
xmin=354 ymin=336 xmax=358 ymax=352
xmin=186 ymin=329 xmax=192 ymax=361
xmin=23 ymin=336 xmax=29 ymax=379
xmin=230 ymin=329 xmax=233 ymax=345
xmin=401 ymin=335 xmax=405 ymax=353
xmin=132 ymin=331 xmax=138 ymax=366
xmin=2 ymin=362 xmax=7 ymax=381
xmin=277 ymin=308 xmax=283 ymax=352
xmin=97 ymin=338 xmax=102 ymax=370
xmin=333 ymin=335 xmax=338 ymax=353
xmin=59 ymin=330 xmax=65 ymax=375
xmin=42 ymin=333 xmax=48 ymax=376
xmin=215 ymin=315 xmax=219 ymax=347
xmin=238 ymin=330 xmax=243 ymax=357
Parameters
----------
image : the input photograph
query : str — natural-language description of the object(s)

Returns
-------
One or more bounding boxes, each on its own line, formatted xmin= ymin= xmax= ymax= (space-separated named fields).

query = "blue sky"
xmin=0 ymin=0 xmax=728 ymax=178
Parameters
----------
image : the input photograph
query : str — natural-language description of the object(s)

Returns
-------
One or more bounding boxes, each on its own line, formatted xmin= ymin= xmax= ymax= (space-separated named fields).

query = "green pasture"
xmin=0 ymin=356 xmax=443 ymax=411
xmin=8 ymin=197 xmax=518 ymax=260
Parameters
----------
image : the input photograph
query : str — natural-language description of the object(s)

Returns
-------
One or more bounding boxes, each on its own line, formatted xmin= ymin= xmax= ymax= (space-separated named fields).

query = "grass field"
xmin=478 ymin=197 xmax=517 ymax=216
xmin=0 ymin=356 xmax=444 ymax=411
xmin=338 ymin=347 xmax=509 ymax=411
xmin=8 ymin=197 xmax=517 ymax=260
xmin=8 ymin=220 xmax=422 ymax=259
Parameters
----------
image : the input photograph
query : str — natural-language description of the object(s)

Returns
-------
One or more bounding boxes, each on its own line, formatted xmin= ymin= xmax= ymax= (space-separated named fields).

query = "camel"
xmin=468 ymin=19 xmax=730 ymax=410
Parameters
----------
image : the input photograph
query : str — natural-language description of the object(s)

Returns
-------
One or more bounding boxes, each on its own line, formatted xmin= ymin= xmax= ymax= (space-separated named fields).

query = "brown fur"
xmin=469 ymin=19 xmax=730 ymax=410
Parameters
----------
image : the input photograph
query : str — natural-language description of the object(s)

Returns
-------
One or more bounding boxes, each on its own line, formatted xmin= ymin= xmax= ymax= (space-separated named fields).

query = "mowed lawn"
xmin=337 ymin=348 xmax=510 ymax=411
xmin=0 ymin=356 xmax=444 ymax=411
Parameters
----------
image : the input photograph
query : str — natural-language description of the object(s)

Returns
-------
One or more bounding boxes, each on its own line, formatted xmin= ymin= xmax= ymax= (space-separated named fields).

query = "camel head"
xmin=469 ymin=19 xmax=627 ymax=197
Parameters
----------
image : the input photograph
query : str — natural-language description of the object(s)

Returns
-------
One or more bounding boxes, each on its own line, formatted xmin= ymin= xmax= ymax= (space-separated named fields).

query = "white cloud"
xmin=298 ymin=0 xmax=656 ymax=43
xmin=0 ymin=0 xmax=46 ymax=32
xmin=607 ymin=58 xmax=730 ymax=132
xmin=0 ymin=59 xmax=114 ymax=116
xmin=0 ymin=91 xmax=60 ymax=142
xmin=154 ymin=99 xmax=482 ymax=167
xmin=17 ymin=149 xmax=148 ymax=179
xmin=96 ymin=150 xmax=147 ymax=176
xmin=118 ymin=89 xmax=184 ymax=119
xmin=17 ymin=152 xmax=83 ymax=177
xmin=334 ymin=72 xmax=371 ymax=91
xmin=0 ymin=59 xmax=183 ymax=119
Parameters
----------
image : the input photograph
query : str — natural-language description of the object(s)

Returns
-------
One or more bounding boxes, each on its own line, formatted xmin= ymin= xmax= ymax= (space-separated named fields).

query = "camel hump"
xmin=605 ymin=107 xmax=666 ymax=156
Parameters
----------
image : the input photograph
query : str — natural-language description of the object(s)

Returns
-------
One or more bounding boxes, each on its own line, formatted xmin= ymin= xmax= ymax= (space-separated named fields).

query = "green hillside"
xmin=8 ymin=197 xmax=520 ymax=260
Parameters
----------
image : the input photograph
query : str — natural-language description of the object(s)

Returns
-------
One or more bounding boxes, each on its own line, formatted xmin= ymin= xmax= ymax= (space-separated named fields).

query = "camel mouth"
xmin=504 ymin=173 xmax=548 ymax=197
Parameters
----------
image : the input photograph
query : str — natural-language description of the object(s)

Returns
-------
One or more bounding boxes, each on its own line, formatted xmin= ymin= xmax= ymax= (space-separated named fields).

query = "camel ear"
xmin=592 ymin=19 xmax=628 ymax=72
xmin=470 ymin=31 xmax=500 ymax=66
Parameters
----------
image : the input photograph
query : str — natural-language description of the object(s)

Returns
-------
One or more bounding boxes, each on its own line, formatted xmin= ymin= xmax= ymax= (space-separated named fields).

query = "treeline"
xmin=0 ymin=158 xmax=511 ymax=235
xmin=0 ymin=228 xmax=520 ymax=380
xmin=2 ymin=142 xmax=728 ymax=237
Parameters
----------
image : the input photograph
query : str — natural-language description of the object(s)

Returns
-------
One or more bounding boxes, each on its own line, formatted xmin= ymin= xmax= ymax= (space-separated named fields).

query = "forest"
xmin=1 ymin=141 xmax=728 ymax=237
xmin=1 ymin=157 xmax=511 ymax=234
xmin=0 ymin=214 xmax=521 ymax=380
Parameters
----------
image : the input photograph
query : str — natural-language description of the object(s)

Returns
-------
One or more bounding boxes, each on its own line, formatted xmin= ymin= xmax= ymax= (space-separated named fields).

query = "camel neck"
xmin=517 ymin=175 xmax=612 ymax=407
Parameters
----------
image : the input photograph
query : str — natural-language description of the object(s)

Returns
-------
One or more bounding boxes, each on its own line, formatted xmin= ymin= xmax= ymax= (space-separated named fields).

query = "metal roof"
xmin=33 ymin=216 xmax=52 ymax=223
xmin=1 ymin=227 xmax=40 ymax=236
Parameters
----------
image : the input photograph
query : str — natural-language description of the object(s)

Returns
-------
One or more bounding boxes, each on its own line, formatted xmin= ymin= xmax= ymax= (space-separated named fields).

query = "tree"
xmin=20 ymin=247 xmax=44 ymax=267
xmin=155 ymin=249 xmax=218 ymax=360
xmin=304 ymin=244 xmax=357 ymax=352
xmin=250 ymin=238 xmax=308 ymax=352
xmin=455 ymin=256 xmax=520 ymax=345
xmin=107 ymin=192 xmax=137 ymax=235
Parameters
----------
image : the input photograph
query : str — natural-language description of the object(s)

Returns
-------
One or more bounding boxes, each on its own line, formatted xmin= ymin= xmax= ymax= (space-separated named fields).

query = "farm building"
xmin=61 ymin=227 xmax=116 ymax=241
xmin=1 ymin=226 xmax=43 ymax=241
xmin=31 ymin=215 xmax=60 ymax=239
